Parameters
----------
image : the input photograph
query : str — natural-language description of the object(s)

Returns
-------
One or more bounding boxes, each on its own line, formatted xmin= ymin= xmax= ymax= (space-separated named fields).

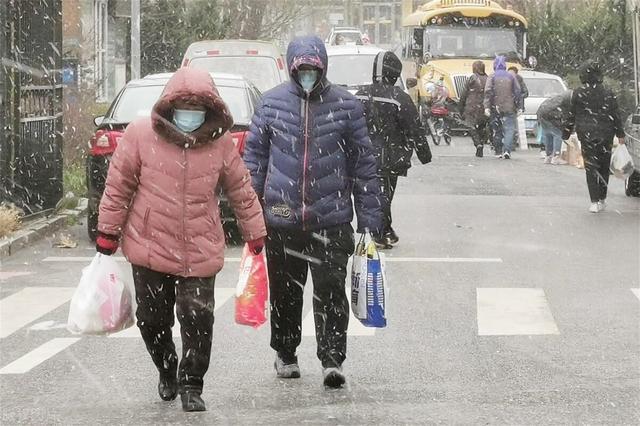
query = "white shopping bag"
xmin=67 ymin=253 xmax=136 ymax=335
xmin=610 ymin=144 xmax=634 ymax=179
xmin=350 ymin=234 xmax=388 ymax=328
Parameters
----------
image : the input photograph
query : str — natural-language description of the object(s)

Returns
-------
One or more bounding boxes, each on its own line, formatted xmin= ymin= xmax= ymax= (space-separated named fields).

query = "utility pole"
xmin=131 ymin=0 xmax=141 ymax=80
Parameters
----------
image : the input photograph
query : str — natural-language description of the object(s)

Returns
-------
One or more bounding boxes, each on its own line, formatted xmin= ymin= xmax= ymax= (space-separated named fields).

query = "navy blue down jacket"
xmin=243 ymin=36 xmax=382 ymax=233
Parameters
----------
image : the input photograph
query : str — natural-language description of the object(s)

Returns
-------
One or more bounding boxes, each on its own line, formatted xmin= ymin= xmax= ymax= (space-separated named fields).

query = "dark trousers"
xmin=265 ymin=224 xmax=355 ymax=368
xmin=379 ymin=174 xmax=398 ymax=236
xmin=581 ymin=138 xmax=613 ymax=202
xmin=132 ymin=265 xmax=216 ymax=393
xmin=470 ymin=118 xmax=489 ymax=148
xmin=489 ymin=111 xmax=504 ymax=153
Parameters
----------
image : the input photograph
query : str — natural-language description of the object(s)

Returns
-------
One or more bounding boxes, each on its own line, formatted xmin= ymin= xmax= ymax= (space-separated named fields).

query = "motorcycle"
xmin=429 ymin=104 xmax=452 ymax=146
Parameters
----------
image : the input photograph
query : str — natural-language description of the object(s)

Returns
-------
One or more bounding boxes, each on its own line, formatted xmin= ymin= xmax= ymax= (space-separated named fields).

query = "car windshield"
xmin=332 ymin=32 xmax=362 ymax=45
xmin=524 ymin=78 xmax=566 ymax=98
xmin=327 ymin=54 xmax=404 ymax=89
xmin=189 ymin=56 xmax=281 ymax=92
xmin=424 ymin=27 xmax=521 ymax=60
xmin=108 ymin=84 xmax=251 ymax=125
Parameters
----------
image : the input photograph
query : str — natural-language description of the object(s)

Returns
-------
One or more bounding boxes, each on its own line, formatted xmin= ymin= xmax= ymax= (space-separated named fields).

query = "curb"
xmin=0 ymin=198 xmax=88 ymax=259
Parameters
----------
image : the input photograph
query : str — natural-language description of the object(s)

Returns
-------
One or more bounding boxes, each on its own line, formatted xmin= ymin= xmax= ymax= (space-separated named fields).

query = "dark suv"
xmin=623 ymin=106 xmax=640 ymax=197
xmin=86 ymin=72 xmax=262 ymax=240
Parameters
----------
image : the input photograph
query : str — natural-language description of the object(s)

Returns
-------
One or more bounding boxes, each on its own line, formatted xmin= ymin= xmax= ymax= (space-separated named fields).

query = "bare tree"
xmin=223 ymin=0 xmax=311 ymax=40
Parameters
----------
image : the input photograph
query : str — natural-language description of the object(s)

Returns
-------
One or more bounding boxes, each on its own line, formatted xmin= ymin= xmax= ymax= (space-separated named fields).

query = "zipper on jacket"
xmin=182 ymin=149 xmax=188 ymax=276
xmin=301 ymin=96 xmax=310 ymax=231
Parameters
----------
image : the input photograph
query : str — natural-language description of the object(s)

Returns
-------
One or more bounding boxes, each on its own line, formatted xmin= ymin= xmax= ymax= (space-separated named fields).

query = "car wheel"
xmin=625 ymin=170 xmax=640 ymax=197
xmin=87 ymin=207 xmax=98 ymax=242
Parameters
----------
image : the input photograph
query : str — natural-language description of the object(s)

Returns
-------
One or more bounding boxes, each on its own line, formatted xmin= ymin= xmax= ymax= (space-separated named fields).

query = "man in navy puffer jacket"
xmin=243 ymin=35 xmax=382 ymax=389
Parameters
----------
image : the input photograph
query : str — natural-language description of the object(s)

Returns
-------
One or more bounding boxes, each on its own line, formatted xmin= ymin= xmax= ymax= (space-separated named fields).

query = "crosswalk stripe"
xmin=42 ymin=256 xmax=242 ymax=262
xmin=0 ymin=287 xmax=76 ymax=339
xmin=41 ymin=256 xmax=501 ymax=264
xmin=632 ymin=289 xmax=640 ymax=301
xmin=0 ymin=338 xmax=80 ymax=374
xmin=108 ymin=287 xmax=236 ymax=338
xmin=476 ymin=288 xmax=560 ymax=336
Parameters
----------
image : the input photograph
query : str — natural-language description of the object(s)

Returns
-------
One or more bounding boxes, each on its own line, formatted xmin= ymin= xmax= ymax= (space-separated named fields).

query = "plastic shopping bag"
xmin=67 ymin=253 xmax=135 ymax=335
xmin=610 ymin=144 xmax=635 ymax=179
xmin=235 ymin=245 xmax=269 ymax=328
xmin=350 ymin=234 xmax=388 ymax=328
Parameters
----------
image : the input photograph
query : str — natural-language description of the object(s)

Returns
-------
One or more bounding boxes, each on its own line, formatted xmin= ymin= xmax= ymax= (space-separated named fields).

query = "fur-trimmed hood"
xmin=151 ymin=67 xmax=233 ymax=147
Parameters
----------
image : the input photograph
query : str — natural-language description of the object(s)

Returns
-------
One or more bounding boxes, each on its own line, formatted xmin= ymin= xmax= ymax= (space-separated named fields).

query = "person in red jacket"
xmin=96 ymin=67 xmax=266 ymax=412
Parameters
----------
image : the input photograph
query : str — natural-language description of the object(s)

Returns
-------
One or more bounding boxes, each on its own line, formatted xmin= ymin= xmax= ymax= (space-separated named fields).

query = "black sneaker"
xmin=503 ymin=152 xmax=511 ymax=159
xmin=385 ymin=229 xmax=399 ymax=245
xmin=158 ymin=371 xmax=178 ymax=401
xmin=274 ymin=352 xmax=301 ymax=378
xmin=475 ymin=144 xmax=484 ymax=158
xmin=180 ymin=391 xmax=206 ymax=412
xmin=323 ymin=367 xmax=346 ymax=389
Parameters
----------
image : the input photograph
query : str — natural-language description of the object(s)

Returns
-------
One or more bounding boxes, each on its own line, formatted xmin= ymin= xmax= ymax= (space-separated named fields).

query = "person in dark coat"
xmin=459 ymin=61 xmax=489 ymax=157
xmin=563 ymin=61 xmax=625 ymax=213
xmin=508 ymin=66 xmax=529 ymax=106
xmin=537 ymin=90 xmax=572 ymax=164
xmin=484 ymin=56 xmax=522 ymax=159
xmin=243 ymin=35 xmax=383 ymax=389
xmin=355 ymin=51 xmax=431 ymax=248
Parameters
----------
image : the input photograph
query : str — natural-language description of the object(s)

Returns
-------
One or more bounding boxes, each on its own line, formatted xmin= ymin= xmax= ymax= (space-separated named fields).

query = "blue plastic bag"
xmin=351 ymin=234 xmax=387 ymax=328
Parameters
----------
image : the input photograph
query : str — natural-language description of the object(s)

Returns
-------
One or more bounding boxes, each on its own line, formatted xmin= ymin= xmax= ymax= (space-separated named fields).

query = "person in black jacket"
xmin=563 ymin=61 xmax=626 ymax=213
xmin=459 ymin=61 xmax=489 ymax=157
xmin=356 ymin=51 xmax=432 ymax=248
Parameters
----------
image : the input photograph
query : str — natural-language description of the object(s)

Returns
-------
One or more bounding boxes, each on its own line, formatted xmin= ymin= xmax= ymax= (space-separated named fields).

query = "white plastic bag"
xmin=67 ymin=253 xmax=136 ymax=335
xmin=350 ymin=234 xmax=388 ymax=328
xmin=610 ymin=144 xmax=634 ymax=179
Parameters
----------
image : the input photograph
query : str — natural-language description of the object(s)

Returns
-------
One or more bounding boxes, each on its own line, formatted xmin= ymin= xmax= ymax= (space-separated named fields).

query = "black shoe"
xmin=158 ymin=372 xmax=178 ymax=401
xmin=274 ymin=352 xmax=301 ymax=378
xmin=323 ymin=367 xmax=346 ymax=389
xmin=181 ymin=392 xmax=206 ymax=412
xmin=503 ymin=152 xmax=511 ymax=159
xmin=475 ymin=145 xmax=484 ymax=158
xmin=385 ymin=229 xmax=399 ymax=245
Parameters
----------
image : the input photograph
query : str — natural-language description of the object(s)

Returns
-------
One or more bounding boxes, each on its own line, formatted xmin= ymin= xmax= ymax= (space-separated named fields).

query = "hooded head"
xmin=286 ymin=36 xmax=328 ymax=95
xmin=152 ymin=67 xmax=233 ymax=147
xmin=372 ymin=51 xmax=402 ymax=86
xmin=493 ymin=55 xmax=507 ymax=71
xmin=579 ymin=61 xmax=604 ymax=85
xmin=472 ymin=60 xmax=486 ymax=76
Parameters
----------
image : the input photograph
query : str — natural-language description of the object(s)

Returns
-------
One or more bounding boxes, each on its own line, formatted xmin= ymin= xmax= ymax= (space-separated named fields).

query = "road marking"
xmin=0 ymin=271 xmax=34 ymax=280
xmin=0 ymin=287 xmax=76 ymax=339
xmin=632 ymin=289 xmax=640 ymax=301
xmin=0 ymin=338 xmax=80 ymax=374
xmin=476 ymin=288 xmax=560 ymax=336
xmin=108 ymin=287 xmax=236 ymax=338
xmin=42 ymin=256 xmax=500 ymax=263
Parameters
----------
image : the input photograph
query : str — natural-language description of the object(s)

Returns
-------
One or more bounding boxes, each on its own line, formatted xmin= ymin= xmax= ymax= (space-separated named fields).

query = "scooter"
xmin=429 ymin=104 xmax=452 ymax=146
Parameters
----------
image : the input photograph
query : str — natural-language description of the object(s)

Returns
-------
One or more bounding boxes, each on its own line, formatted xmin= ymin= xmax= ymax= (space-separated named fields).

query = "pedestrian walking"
xmin=356 ymin=51 xmax=431 ymax=248
xmin=243 ymin=35 xmax=382 ymax=389
xmin=484 ymin=56 xmax=522 ymax=159
xmin=537 ymin=91 xmax=572 ymax=165
xmin=508 ymin=66 xmax=529 ymax=107
xmin=459 ymin=61 xmax=489 ymax=157
xmin=96 ymin=68 xmax=267 ymax=412
xmin=563 ymin=61 xmax=626 ymax=213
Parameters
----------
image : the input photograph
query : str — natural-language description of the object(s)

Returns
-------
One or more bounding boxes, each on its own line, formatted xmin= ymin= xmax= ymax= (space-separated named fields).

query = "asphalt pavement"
xmin=1 ymin=137 xmax=639 ymax=425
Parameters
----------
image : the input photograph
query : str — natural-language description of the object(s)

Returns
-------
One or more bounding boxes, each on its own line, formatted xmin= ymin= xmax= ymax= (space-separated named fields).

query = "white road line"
xmin=0 ymin=338 xmax=80 ymax=374
xmin=632 ymin=289 xmax=640 ymax=301
xmin=476 ymin=288 xmax=560 ymax=336
xmin=42 ymin=256 xmax=500 ymax=263
xmin=108 ymin=287 xmax=236 ymax=338
xmin=0 ymin=287 xmax=76 ymax=339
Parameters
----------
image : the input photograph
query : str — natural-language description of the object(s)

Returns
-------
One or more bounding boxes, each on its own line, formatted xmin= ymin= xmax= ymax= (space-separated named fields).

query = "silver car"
xmin=520 ymin=70 xmax=568 ymax=136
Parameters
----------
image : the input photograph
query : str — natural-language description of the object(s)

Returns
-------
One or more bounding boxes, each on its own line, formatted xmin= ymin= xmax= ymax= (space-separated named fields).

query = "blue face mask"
xmin=298 ymin=70 xmax=319 ymax=92
xmin=173 ymin=109 xmax=206 ymax=133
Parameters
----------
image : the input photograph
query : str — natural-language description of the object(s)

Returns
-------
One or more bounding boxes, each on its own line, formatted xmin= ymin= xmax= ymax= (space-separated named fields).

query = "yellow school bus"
xmin=401 ymin=0 xmax=528 ymax=103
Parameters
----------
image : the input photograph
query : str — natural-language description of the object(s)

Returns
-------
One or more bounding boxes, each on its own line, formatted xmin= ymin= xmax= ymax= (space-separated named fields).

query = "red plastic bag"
xmin=235 ymin=245 xmax=269 ymax=328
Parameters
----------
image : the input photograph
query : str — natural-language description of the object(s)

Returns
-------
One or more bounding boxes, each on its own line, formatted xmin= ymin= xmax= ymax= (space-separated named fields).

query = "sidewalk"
xmin=0 ymin=198 xmax=88 ymax=259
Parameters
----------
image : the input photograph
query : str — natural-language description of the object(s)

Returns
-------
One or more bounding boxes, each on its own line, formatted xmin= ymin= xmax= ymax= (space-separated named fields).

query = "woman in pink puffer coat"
xmin=97 ymin=67 xmax=266 ymax=412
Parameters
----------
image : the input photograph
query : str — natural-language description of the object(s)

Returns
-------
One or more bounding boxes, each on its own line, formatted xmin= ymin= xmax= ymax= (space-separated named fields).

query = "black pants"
xmin=581 ymin=138 xmax=613 ymax=202
xmin=265 ymin=224 xmax=355 ymax=368
xmin=489 ymin=111 xmax=503 ymax=153
xmin=470 ymin=118 xmax=489 ymax=148
xmin=132 ymin=265 xmax=216 ymax=393
xmin=379 ymin=174 xmax=398 ymax=236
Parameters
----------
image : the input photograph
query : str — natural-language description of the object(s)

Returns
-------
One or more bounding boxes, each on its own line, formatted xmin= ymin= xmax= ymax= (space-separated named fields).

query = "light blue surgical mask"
xmin=173 ymin=109 xmax=206 ymax=133
xmin=298 ymin=70 xmax=319 ymax=92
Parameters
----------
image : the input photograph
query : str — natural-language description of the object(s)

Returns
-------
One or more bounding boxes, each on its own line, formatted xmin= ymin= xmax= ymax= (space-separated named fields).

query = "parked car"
xmin=325 ymin=45 xmax=407 ymax=94
xmin=624 ymin=106 xmax=640 ymax=197
xmin=182 ymin=40 xmax=288 ymax=92
xmin=86 ymin=72 xmax=261 ymax=241
xmin=325 ymin=27 xmax=364 ymax=46
xmin=520 ymin=70 xmax=568 ymax=136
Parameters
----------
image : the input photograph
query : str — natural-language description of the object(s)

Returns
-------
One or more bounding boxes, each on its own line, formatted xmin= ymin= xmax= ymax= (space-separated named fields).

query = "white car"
xmin=325 ymin=27 xmax=364 ymax=46
xmin=325 ymin=45 xmax=407 ymax=95
xmin=520 ymin=70 xmax=568 ymax=136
